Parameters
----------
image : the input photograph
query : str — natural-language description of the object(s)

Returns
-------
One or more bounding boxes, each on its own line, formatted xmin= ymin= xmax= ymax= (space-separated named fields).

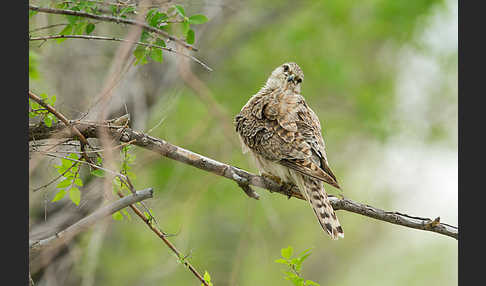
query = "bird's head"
xmin=265 ymin=62 xmax=304 ymax=93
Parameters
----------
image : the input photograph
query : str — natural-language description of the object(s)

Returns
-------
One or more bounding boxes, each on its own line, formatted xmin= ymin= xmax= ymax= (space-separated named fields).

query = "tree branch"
xmin=29 ymin=118 xmax=459 ymax=240
xmin=29 ymin=188 xmax=154 ymax=251
xmin=29 ymin=91 xmax=94 ymax=164
xmin=28 ymin=4 xmax=197 ymax=51
xmin=29 ymin=34 xmax=212 ymax=71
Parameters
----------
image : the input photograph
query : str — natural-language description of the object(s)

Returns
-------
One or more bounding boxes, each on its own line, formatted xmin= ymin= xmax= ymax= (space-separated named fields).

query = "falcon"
xmin=234 ymin=62 xmax=344 ymax=239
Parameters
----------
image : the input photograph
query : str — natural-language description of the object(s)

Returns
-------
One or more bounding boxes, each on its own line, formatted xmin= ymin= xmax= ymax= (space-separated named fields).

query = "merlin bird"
xmin=234 ymin=62 xmax=344 ymax=239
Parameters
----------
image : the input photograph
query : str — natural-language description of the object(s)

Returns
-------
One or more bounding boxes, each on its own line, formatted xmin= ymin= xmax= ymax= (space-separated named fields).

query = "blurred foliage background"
xmin=29 ymin=0 xmax=457 ymax=285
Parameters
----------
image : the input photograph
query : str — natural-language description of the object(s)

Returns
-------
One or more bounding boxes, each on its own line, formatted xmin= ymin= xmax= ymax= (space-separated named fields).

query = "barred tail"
xmin=298 ymin=174 xmax=344 ymax=240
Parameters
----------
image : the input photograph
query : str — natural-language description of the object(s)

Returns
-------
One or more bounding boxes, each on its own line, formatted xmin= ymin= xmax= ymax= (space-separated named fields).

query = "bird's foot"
xmin=280 ymin=181 xmax=295 ymax=199
xmin=261 ymin=173 xmax=295 ymax=199
xmin=261 ymin=173 xmax=282 ymax=185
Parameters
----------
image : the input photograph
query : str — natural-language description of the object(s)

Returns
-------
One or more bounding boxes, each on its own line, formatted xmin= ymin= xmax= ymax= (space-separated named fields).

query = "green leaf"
xmin=150 ymin=47 xmax=163 ymax=63
xmin=298 ymin=253 xmax=311 ymax=265
xmin=149 ymin=12 xmax=168 ymax=27
xmin=59 ymin=24 xmax=73 ymax=35
xmin=86 ymin=23 xmax=95 ymax=34
xmin=186 ymin=29 xmax=195 ymax=44
xmin=133 ymin=45 xmax=148 ymax=65
xmin=188 ymin=14 xmax=208 ymax=25
xmin=174 ymin=5 xmax=185 ymax=16
xmin=44 ymin=115 xmax=53 ymax=127
xmin=146 ymin=9 xmax=156 ymax=20
xmin=66 ymin=15 xmax=80 ymax=25
xmin=56 ymin=179 xmax=72 ymax=189
xmin=121 ymin=209 xmax=131 ymax=220
xmin=202 ymin=271 xmax=213 ymax=286
xmin=52 ymin=189 xmax=66 ymax=202
xmin=155 ymin=38 xmax=166 ymax=47
xmin=143 ymin=211 xmax=151 ymax=220
xmin=112 ymin=211 xmax=123 ymax=220
xmin=91 ymin=169 xmax=105 ymax=177
xmin=305 ymin=280 xmax=320 ymax=286
xmin=74 ymin=177 xmax=83 ymax=186
xmin=110 ymin=5 xmax=118 ymax=16
xmin=56 ymin=2 xmax=69 ymax=9
xmin=40 ymin=93 xmax=48 ymax=100
xmin=274 ymin=258 xmax=288 ymax=265
xmin=29 ymin=10 xmax=38 ymax=18
xmin=284 ymin=271 xmax=304 ymax=285
xmin=73 ymin=22 xmax=87 ymax=35
xmin=140 ymin=30 xmax=151 ymax=43
xmin=203 ymin=271 xmax=211 ymax=282
xmin=29 ymin=51 xmax=40 ymax=80
xmin=68 ymin=153 xmax=80 ymax=160
xmin=70 ymin=187 xmax=81 ymax=205
xmin=57 ymin=24 xmax=73 ymax=43
xmin=181 ymin=20 xmax=190 ymax=36
xmin=281 ymin=246 xmax=293 ymax=259
xmin=120 ymin=6 xmax=135 ymax=17
xmin=49 ymin=95 xmax=57 ymax=105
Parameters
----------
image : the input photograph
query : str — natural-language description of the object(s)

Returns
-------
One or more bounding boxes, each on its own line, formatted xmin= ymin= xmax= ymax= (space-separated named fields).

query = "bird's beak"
xmin=287 ymin=74 xmax=295 ymax=83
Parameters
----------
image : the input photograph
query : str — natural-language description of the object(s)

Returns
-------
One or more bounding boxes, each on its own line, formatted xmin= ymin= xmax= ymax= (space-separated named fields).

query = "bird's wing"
xmin=235 ymin=88 xmax=340 ymax=188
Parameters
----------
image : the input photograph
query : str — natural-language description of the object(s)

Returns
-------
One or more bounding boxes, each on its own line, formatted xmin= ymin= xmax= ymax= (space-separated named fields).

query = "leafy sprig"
xmin=52 ymin=153 xmax=84 ymax=206
xmin=53 ymin=1 xmax=101 ymax=42
xmin=134 ymin=4 xmax=209 ymax=65
xmin=275 ymin=246 xmax=320 ymax=286
xmin=29 ymin=93 xmax=57 ymax=127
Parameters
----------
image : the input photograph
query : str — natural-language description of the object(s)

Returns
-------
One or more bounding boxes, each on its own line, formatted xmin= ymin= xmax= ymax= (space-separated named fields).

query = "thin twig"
xmin=116 ymin=190 xmax=210 ymax=286
xmin=29 ymin=34 xmax=212 ymax=71
xmin=30 ymin=188 xmax=154 ymax=250
xmin=29 ymin=119 xmax=459 ymax=239
xmin=32 ymin=161 xmax=78 ymax=192
xmin=28 ymin=4 xmax=197 ymax=51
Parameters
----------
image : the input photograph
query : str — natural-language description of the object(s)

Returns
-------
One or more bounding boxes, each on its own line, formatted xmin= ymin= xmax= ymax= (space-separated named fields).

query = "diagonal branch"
xmin=116 ymin=191 xmax=210 ymax=286
xmin=29 ymin=118 xmax=459 ymax=240
xmin=29 ymin=188 xmax=154 ymax=251
xmin=28 ymin=4 xmax=197 ymax=51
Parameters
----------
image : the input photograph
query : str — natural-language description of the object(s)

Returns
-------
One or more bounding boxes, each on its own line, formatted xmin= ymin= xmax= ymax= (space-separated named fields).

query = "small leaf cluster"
xmin=171 ymin=4 xmax=208 ymax=45
xmin=54 ymin=1 xmax=100 ymax=43
xmin=29 ymin=93 xmax=57 ymax=127
xmin=201 ymin=271 xmax=213 ymax=286
xmin=275 ymin=246 xmax=320 ymax=286
xmin=110 ymin=4 xmax=136 ymax=18
xmin=53 ymin=153 xmax=84 ymax=206
xmin=133 ymin=4 xmax=208 ymax=65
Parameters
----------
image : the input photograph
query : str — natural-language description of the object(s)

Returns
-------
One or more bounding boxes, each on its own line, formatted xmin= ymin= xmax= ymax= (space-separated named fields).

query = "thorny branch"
xmin=28 ymin=4 xmax=197 ymax=51
xmin=29 ymin=118 xmax=459 ymax=239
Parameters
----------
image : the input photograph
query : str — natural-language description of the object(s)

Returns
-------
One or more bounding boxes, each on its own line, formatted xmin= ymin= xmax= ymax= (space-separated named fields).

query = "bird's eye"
xmin=283 ymin=65 xmax=289 ymax=72
xmin=296 ymin=78 xmax=302 ymax=83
